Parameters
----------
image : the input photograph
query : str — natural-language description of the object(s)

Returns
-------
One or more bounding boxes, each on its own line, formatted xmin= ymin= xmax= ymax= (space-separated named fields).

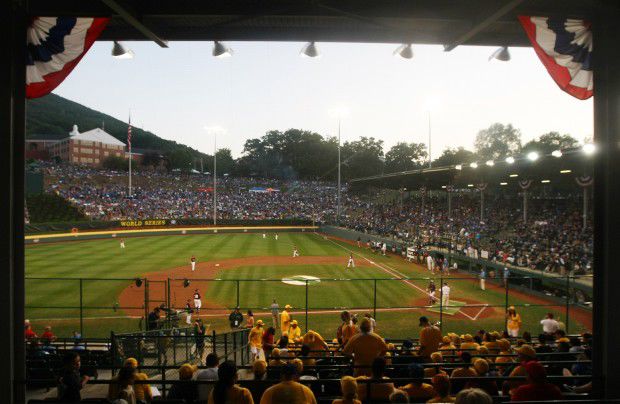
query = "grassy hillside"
xmin=26 ymin=93 xmax=209 ymax=159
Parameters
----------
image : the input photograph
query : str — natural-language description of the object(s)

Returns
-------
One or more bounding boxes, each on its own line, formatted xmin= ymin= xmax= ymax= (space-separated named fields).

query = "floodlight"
xmin=500 ymin=182 xmax=508 ymax=186
xmin=485 ymin=160 xmax=494 ymax=166
xmin=455 ymin=164 xmax=462 ymax=170
xmin=509 ymin=174 xmax=518 ymax=178
xmin=551 ymin=150 xmax=563 ymax=158
xmin=470 ymin=162 xmax=478 ymax=168
xmin=527 ymin=151 xmax=539 ymax=161
xmin=112 ymin=41 xmax=134 ymax=59
xmin=541 ymin=179 xmax=551 ymax=183
xmin=560 ymin=170 xmax=572 ymax=174
xmin=489 ymin=46 xmax=511 ymax=62
xmin=213 ymin=41 xmax=233 ymax=58
xmin=393 ymin=44 xmax=413 ymax=59
xmin=467 ymin=184 xmax=474 ymax=187
xmin=300 ymin=41 xmax=320 ymax=58
xmin=505 ymin=156 xmax=515 ymax=164
xmin=583 ymin=143 xmax=596 ymax=155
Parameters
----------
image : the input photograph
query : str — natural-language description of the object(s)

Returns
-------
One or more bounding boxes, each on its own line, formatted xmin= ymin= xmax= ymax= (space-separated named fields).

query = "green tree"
xmin=341 ymin=137 xmax=384 ymax=179
xmin=384 ymin=142 xmax=427 ymax=173
xmin=474 ymin=123 xmax=522 ymax=161
xmin=213 ymin=148 xmax=235 ymax=175
xmin=167 ymin=149 xmax=194 ymax=171
xmin=432 ymin=147 xmax=476 ymax=167
xmin=101 ymin=155 xmax=128 ymax=171
xmin=522 ymin=131 xmax=579 ymax=154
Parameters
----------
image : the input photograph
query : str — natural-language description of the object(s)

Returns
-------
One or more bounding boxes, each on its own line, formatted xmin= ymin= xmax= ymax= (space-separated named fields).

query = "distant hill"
xmin=26 ymin=93 xmax=209 ymax=159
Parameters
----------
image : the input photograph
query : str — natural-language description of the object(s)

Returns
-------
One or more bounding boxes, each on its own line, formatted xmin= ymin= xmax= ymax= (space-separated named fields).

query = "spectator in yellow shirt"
xmin=249 ymin=319 xmax=264 ymax=362
xmin=399 ymin=363 xmax=435 ymax=401
xmin=337 ymin=311 xmax=359 ymax=347
xmin=280 ymin=305 xmax=292 ymax=335
xmin=418 ymin=316 xmax=442 ymax=360
xmin=301 ymin=330 xmax=329 ymax=357
xmin=356 ymin=357 xmax=394 ymax=401
xmin=208 ymin=360 xmax=253 ymax=404
xmin=288 ymin=320 xmax=302 ymax=344
xmin=342 ymin=318 xmax=388 ymax=377
xmin=427 ymin=374 xmax=455 ymax=403
xmin=332 ymin=376 xmax=361 ymax=404
xmin=260 ymin=363 xmax=317 ymax=404
xmin=507 ymin=306 xmax=522 ymax=338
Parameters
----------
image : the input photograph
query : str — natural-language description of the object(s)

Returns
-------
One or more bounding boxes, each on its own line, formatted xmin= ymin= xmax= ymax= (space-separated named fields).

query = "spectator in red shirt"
xmin=24 ymin=324 xmax=37 ymax=340
xmin=511 ymin=361 xmax=563 ymax=402
xmin=262 ymin=326 xmax=276 ymax=359
xmin=40 ymin=326 xmax=57 ymax=346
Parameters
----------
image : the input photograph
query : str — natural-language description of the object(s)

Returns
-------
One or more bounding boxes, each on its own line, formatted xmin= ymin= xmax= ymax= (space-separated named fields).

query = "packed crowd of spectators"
xmin=343 ymin=193 xmax=593 ymax=275
xmin=48 ymin=311 xmax=592 ymax=403
xmin=38 ymin=162 xmax=593 ymax=274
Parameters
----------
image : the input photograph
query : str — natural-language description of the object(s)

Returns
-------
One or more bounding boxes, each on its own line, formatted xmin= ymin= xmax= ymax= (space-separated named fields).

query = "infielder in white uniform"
xmin=441 ymin=282 xmax=451 ymax=307
xmin=274 ymin=233 xmax=279 ymax=241
xmin=262 ymin=232 xmax=266 ymax=239
xmin=120 ymin=239 xmax=125 ymax=249
xmin=347 ymin=253 xmax=355 ymax=269
xmin=292 ymin=246 xmax=300 ymax=257
xmin=193 ymin=289 xmax=202 ymax=314
xmin=190 ymin=255 xmax=196 ymax=271
xmin=381 ymin=242 xmax=387 ymax=256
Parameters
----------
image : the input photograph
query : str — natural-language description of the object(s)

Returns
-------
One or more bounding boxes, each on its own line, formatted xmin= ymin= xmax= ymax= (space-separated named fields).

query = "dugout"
xmin=3 ymin=1 xmax=620 ymax=402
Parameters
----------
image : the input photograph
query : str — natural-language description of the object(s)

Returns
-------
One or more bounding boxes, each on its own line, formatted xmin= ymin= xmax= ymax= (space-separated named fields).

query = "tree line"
xmin=148 ymin=124 xmax=582 ymax=181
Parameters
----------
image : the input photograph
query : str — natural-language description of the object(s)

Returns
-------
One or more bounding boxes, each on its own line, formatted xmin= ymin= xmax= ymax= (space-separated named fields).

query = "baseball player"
xmin=274 ymin=233 xmax=279 ymax=241
xmin=347 ymin=253 xmax=355 ymax=269
xmin=381 ymin=242 xmax=387 ymax=256
xmin=185 ymin=299 xmax=193 ymax=325
xmin=441 ymin=282 xmax=451 ymax=307
xmin=479 ymin=268 xmax=486 ymax=290
xmin=357 ymin=237 xmax=361 ymax=248
xmin=427 ymin=280 xmax=437 ymax=305
xmin=426 ymin=254 xmax=435 ymax=273
xmin=193 ymin=289 xmax=202 ymax=314
xmin=292 ymin=245 xmax=300 ymax=257
xmin=120 ymin=238 xmax=125 ymax=249
xmin=262 ymin=232 xmax=266 ymax=239
xmin=190 ymin=255 xmax=196 ymax=272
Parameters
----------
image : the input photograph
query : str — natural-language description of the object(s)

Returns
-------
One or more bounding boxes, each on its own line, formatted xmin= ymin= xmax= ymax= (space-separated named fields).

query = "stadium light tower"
xmin=329 ymin=107 xmax=349 ymax=226
xmin=205 ymin=126 xmax=226 ymax=226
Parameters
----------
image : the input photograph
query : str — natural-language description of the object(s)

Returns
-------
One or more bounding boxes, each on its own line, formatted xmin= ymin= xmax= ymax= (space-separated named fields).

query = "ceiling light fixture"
xmin=300 ymin=41 xmax=320 ymax=58
xmin=393 ymin=44 xmax=413 ymax=59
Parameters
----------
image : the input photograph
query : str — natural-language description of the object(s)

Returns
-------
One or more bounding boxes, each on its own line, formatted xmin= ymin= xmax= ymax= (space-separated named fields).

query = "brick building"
xmin=32 ymin=125 xmax=126 ymax=166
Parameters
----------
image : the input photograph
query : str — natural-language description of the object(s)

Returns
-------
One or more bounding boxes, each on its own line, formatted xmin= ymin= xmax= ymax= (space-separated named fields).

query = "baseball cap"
xmin=256 ymin=319 xmax=264 ymax=326
xmin=291 ymin=320 xmax=298 ymax=325
xmin=285 ymin=304 xmax=292 ymax=309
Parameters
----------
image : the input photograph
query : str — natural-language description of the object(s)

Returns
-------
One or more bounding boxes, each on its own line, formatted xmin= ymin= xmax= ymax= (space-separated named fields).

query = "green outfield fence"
xmin=25 ymin=271 xmax=592 ymax=338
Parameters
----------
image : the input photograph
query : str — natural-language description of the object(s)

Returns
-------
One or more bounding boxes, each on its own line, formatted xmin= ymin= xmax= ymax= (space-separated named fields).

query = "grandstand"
xmin=5 ymin=1 xmax=620 ymax=403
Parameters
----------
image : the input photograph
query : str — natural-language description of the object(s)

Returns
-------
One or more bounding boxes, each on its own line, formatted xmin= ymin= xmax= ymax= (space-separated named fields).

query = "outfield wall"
xmin=25 ymin=225 xmax=318 ymax=244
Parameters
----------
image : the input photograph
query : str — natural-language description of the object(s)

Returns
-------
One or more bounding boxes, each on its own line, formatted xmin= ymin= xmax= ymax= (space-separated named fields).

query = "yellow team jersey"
xmin=288 ymin=326 xmax=302 ymax=341
xmin=507 ymin=314 xmax=522 ymax=330
xmin=280 ymin=310 xmax=291 ymax=333
xmin=249 ymin=326 xmax=263 ymax=348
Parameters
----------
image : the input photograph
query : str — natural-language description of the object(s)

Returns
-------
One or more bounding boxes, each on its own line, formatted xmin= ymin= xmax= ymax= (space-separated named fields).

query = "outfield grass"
xmin=25 ymin=232 xmax=591 ymax=338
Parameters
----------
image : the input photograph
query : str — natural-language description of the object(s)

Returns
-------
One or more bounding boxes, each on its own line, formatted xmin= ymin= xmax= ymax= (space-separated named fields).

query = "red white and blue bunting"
xmin=519 ymin=180 xmax=532 ymax=190
xmin=476 ymin=183 xmax=488 ymax=191
xmin=26 ymin=17 xmax=109 ymax=99
xmin=519 ymin=16 xmax=593 ymax=100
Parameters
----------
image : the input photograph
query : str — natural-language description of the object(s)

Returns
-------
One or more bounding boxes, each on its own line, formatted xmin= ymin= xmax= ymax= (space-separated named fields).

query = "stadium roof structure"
xmin=70 ymin=127 xmax=126 ymax=147
xmin=27 ymin=0 xmax=601 ymax=46
xmin=5 ymin=1 xmax=620 ymax=402
xmin=350 ymin=149 xmax=594 ymax=191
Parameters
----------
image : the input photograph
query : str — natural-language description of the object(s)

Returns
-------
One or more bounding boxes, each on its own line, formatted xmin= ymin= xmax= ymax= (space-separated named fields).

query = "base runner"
xmin=347 ymin=253 xmax=355 ymax=269
xmin=190 ymin=255 xmax=196 ymax=271
xmin=193 ymin=289 xmax=202 ymax=314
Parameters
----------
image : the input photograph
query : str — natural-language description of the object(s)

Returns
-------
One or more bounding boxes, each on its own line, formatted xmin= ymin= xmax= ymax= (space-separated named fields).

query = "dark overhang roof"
xmin=27 ymin=1 xmax=603 ymax=46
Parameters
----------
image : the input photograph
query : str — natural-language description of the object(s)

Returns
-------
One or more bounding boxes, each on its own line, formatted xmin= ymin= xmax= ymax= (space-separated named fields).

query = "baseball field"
xmin=25 ymin=231 xmax=592 ymax=339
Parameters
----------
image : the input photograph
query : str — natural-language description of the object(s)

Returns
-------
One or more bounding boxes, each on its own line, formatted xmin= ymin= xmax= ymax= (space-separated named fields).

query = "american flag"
xmin=127 ymin=117 xmax=132 ymax=148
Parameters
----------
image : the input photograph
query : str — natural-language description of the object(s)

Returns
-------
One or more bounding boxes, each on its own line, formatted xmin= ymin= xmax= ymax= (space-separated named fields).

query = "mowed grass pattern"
xmin=26 ymin=232 xmax=590 ymax=338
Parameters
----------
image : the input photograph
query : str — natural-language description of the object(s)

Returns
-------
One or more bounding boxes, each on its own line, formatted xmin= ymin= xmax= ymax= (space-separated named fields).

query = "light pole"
xmin=330 ymin=107 xmax=348 ymax=226
xmin=205 ymin=126 xmax=225 ymax=226
xmin=213 ymin=133 xmax=217 ymax=226
xmin=337 ymin=116 xmax=341 ymax=226
xmin=427 ymin=111 xmax=432 ymax=168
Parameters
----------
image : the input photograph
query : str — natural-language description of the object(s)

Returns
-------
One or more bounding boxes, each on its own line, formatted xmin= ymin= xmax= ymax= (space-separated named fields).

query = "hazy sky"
xmin=54 ymin=41 xmax=593 ymax=158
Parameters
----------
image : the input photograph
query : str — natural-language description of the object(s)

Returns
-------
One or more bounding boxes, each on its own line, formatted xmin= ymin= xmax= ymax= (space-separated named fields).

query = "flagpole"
xmin=213 ymin=133 xmax=217 ymax=226
xmin=128 ymin=111 xmax=132 ymax=197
